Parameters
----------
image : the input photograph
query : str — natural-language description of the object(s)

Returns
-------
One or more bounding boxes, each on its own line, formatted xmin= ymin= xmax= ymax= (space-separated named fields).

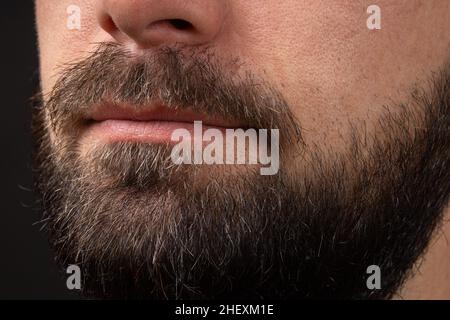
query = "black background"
xmin=0 ymin=1 xmax=74 ymax=299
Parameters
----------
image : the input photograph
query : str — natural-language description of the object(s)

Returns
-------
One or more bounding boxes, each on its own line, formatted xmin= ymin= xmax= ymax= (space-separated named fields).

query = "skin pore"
xmin=35 ymin=0 xmax=450 ymax=299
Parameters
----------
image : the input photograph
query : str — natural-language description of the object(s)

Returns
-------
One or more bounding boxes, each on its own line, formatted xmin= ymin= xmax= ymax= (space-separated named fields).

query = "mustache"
xmin=44 ymin=42 xmax=302 ymax=147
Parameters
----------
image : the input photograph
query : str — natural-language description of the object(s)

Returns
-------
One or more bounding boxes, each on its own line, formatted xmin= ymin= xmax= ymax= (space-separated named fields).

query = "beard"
xmin=33 ymin=43 xmax=450 ymax=299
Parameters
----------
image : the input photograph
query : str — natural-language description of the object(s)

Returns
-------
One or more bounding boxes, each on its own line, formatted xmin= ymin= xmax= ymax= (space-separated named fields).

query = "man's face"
xmin=34 ymin=0 xmax=450 ymax=299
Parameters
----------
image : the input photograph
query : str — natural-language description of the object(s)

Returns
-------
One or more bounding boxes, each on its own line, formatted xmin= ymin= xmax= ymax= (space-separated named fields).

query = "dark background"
xmin=0 ymin=1 xmax=74 ymax=299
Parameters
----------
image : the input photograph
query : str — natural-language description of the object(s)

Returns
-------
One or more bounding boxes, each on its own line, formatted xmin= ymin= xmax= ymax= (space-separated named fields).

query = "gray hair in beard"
xmin=33 ymin=44 xmax=450 ymax=299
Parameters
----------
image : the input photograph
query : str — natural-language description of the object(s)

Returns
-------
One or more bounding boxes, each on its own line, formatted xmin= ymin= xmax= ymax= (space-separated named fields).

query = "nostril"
xmin=101 ymin=15 xmax=120 ymax=34
xmin=145 ymin=19 xmax=195 ymax=34
xmin=168 ymin=19 xmax=193 ymax=31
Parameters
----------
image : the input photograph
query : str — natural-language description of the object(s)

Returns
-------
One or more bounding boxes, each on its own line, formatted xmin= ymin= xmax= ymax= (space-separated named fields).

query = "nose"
xmin=97 ymin=0 xmax=228 ymax=48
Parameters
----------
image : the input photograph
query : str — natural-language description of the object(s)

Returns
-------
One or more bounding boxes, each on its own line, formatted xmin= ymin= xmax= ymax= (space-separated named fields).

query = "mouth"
xmin=81 ymin=102 xmax=246 ymax=144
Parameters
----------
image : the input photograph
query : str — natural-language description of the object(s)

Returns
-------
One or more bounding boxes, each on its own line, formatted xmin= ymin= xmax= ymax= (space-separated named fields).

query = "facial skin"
xmin=34 ymin=0 xmax=450 ymax=299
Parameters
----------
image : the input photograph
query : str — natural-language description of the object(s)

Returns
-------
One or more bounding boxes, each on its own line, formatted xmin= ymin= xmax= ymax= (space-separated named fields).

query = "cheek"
xmin=229 ymin=1 xmax=370 ymax=145
xmin=231 ymin=1 xmax=449 ymax=147
xmin=36 ymin=0 xmax=101 ymax=96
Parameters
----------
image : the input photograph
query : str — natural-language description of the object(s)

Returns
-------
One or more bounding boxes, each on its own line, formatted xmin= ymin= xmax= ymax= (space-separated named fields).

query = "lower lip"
xmin=82 ymin=119 xmax=227 ymax=144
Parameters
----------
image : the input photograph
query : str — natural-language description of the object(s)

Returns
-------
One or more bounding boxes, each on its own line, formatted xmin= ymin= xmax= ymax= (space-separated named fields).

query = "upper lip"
xmin=85 ymin=102 xmax=245 ymax=128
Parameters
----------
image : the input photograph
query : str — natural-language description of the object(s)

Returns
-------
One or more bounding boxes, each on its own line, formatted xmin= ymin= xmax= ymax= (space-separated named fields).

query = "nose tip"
xmin=97 ymin=0 xmax=227 ymax=48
